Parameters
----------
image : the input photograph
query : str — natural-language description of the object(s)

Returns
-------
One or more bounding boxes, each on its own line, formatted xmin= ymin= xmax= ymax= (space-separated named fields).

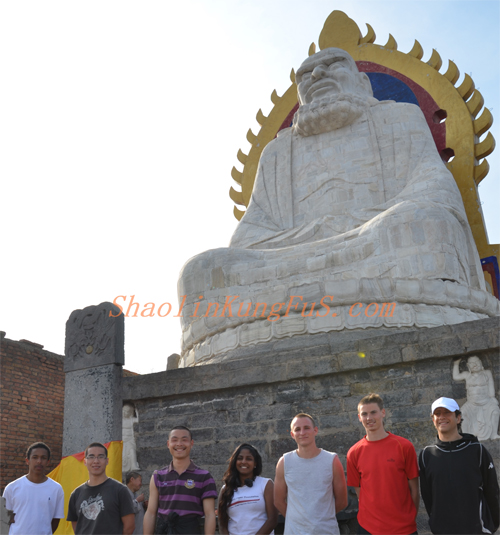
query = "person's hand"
xmin=137 ymin=493 xmax=145 ymax=503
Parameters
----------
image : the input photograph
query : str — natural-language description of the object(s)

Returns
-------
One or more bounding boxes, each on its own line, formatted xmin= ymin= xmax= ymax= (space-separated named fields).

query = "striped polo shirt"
xmin=154 ymin=461 xmax=217 ymax=518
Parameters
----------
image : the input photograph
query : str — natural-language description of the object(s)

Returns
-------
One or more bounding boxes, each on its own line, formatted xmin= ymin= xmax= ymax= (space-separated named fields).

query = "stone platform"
xmin=123 ymin=317 xmax=499 ymax=533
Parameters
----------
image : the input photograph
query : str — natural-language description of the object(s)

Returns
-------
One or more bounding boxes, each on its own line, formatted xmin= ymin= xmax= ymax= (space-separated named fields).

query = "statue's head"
xmin=295 ymin=48 xmax=373 ymax=105
xmin=467 ymin=356 xmax=484 ymax=372
xmin=123 ymin=403 xmax=134 ymax=418
xmin=293 ymin=48 xmax=375 ymax=137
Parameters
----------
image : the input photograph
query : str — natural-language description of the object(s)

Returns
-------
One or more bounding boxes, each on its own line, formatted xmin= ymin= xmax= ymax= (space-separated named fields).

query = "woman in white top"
xmin=218 ymin=443 xmax=278 ymax=535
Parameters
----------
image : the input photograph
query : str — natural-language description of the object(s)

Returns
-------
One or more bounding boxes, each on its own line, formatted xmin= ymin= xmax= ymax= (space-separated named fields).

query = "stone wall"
xmin=0 ymin=333 xmax=65 ymax=492
xmin=123 ymin=317 xmax=499 ymax=530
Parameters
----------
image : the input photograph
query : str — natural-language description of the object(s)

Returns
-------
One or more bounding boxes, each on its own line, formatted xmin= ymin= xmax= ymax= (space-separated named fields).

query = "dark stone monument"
xmin=63 ymin=302 xmax=124 ymax=455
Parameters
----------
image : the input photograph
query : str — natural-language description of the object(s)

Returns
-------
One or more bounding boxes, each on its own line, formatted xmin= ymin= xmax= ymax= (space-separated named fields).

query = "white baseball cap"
xmin=431 ymin=397 xmax=460 ymax=414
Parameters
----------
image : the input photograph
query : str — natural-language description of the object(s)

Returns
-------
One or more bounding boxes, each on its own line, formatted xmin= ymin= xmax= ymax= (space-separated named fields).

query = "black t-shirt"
xmin=67 ymin=478 xmax=135 ymax=534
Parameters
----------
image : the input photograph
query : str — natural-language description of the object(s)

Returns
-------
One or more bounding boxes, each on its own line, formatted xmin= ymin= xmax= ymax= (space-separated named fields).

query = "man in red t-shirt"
xmin=347 ymin=393 xmax=419 ymax=535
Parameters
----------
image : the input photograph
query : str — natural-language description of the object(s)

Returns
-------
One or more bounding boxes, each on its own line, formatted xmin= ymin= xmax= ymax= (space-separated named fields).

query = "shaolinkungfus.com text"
xmin=110 ymin=295 xmax=396 ymax=322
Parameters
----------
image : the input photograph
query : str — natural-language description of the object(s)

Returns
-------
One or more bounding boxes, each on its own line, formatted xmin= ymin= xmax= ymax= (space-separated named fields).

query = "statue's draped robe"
xmin=231 ymin=102 xmax=481 ymax=286
xmin=178 ymin=102 xmax=497 ymax=365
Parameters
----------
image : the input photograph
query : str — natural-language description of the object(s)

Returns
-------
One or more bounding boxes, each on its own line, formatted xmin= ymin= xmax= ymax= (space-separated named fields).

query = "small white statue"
xmin=122 ymin=403 xmax=140 ymax=471
xmin=453 ymin=356 xmax=500 ymax=440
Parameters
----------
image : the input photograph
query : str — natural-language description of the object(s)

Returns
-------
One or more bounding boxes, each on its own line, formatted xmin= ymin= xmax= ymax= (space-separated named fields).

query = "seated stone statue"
xmin=453 ymin=356 xmax=500 ymax=441
xmin=178 ymin=48 xmax=499 ymax=366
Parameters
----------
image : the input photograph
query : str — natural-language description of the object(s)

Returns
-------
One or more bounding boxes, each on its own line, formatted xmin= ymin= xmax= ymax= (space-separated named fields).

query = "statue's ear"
xmin=359 ymin=72 xmax=373 ymax=97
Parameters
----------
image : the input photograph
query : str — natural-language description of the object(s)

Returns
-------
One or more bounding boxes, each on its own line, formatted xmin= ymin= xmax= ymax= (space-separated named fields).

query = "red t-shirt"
xmin=347 ymin=432 xmax=419 ymax=535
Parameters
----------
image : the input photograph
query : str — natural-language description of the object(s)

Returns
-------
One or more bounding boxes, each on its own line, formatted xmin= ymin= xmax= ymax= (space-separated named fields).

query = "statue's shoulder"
xmin=369 ymin=100 xmax=426 ymax=126
xmin=260 ymin=127 xmax=293 ymax=157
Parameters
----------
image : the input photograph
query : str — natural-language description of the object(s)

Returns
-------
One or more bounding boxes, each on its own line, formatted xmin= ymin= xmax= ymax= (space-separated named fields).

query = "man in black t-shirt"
xmin=67 ymin=442 xmax=135 ymax=534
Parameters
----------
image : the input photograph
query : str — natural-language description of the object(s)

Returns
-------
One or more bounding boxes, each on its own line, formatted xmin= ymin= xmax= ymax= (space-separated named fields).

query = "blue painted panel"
xmin=366 ymin=72 xmax=419 ymax=105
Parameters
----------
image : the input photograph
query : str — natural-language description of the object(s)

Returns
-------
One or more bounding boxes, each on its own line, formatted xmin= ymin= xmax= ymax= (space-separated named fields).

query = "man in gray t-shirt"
xmin=274 ymin=413 xmax=348 ymax=535
xmin=67 ymin=442 xmax=135 ymax=534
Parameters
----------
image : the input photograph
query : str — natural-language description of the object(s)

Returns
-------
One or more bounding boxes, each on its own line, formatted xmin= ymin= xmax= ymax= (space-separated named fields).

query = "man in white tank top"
xmin=274 ymin=413 xmax=348 ymax=535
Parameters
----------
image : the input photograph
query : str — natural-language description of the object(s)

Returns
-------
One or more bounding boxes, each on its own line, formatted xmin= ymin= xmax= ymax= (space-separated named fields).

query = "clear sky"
xmin=1 ymin=0 xmax=498 ymax=373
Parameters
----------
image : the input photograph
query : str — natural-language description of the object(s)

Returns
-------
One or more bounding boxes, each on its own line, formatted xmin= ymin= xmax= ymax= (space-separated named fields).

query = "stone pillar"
xmin=1 ymin=497 xmax=10 ymax=534
xmin=63 ymin=302 xmax=124 ymax=456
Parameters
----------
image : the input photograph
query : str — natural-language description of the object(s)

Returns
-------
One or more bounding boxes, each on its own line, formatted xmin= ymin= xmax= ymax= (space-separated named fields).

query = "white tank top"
xmin=227 ymin=476 xmax=274 ymax=535
xmin=283 ymin=449 xmax=339 ymax=535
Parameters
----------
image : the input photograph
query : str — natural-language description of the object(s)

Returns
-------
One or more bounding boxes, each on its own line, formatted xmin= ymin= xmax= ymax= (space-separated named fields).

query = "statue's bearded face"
xmin=296 ymin=48 xmax=368 ymax=104
xmin=293 ymin=48 xmax=374 ymax=137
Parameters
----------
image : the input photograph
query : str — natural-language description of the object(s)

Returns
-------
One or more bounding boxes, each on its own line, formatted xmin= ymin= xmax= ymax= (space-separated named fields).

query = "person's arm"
xmin=346 ymin=448 xmax=360 ymax=503
xmin=202 ymin=497 xmax=216 ymax=535
xmin=217 ymin=488 xmax=229 ymax=535
xmin=418 ymin=451 xmax=432 ymax=517
xmin=256 ymin=480 xmax=278 ymax=535
xmin=3 ymin=489 xmax=15 ymax=526
xmin=122 ymin=513 xmax=135 ymax=535
xmin=274 ymin=457 xmax=287 ymax=517
xmin=67 ymin=491 xmax=78 ymax=532
xmin=131 ymin=494 xmax=142 ymax=513
xmin=403 ymin=441 xmax=420 ymax=517
xmin=332 ymin=455 xmax=348 ymax=513
xmin=408 ymin=477 xmax=419 ymax=515
xmin=53 ymin=484 xmax=65 ymax=533
xmin=480 ymin=445 xmax=500 ymax=531
xmin=143 ymin=474 xmax=159 ymax=535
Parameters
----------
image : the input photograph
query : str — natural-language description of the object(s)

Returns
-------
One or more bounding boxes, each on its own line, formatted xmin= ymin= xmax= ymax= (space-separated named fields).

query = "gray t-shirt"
xmin=67 ymin=478 xmax=135 ymax=534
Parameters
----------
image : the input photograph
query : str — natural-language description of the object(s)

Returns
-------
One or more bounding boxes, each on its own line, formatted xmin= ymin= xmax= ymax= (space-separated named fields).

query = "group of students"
xmin=3 ymin=393 xmax=500 ymax=535
xmin=219 ymin=394 xmax=498 ymax=535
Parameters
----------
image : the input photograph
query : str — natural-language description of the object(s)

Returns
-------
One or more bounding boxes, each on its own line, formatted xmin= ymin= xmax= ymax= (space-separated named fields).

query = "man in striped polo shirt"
xmin=144 ymin=426 xmax=217 ymax=535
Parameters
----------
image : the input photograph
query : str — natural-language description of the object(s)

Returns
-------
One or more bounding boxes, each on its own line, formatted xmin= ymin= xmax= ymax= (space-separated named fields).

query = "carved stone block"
xmin=65 ymin=302 xmax=124 ymax=372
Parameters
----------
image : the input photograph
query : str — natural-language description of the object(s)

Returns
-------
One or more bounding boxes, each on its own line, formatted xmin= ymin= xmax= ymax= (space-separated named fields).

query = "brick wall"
xmin=0 ymin=332 xmax=65 ymax=493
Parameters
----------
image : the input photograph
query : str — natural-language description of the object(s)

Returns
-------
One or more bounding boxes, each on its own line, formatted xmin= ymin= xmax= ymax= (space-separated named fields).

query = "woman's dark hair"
xmin=218 ymin=443 xmax=263 ymax=531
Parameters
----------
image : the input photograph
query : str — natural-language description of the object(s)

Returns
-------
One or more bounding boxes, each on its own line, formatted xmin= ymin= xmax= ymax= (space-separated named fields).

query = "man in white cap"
xmin=419 ymin=396 xmax=499 ymax=535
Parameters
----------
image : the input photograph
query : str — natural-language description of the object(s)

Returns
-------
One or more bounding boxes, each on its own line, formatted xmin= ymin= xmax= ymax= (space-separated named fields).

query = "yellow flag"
xmin=47 ymin=441 xmax=123 ymax=535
